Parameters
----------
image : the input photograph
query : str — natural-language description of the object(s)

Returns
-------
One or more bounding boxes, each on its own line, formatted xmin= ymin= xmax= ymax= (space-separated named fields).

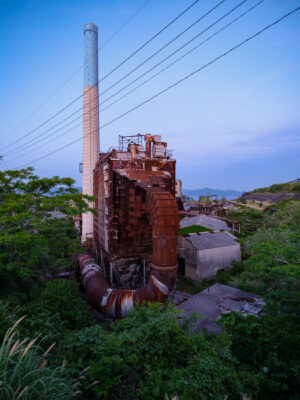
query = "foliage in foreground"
xmin=0 ymin=170 xmax=299 ymax=399
xmin=57 ymin=303 xmax=259 ymax=400
xmin=0 ymin=317 xmax=86 ymax=400
xmin=0 ymin=280 xmax=94 ymax=347
xmin=220 ymin=309 xmax=300 ymax=399
xmin=0 ymin=168 xmax=93 ymax=290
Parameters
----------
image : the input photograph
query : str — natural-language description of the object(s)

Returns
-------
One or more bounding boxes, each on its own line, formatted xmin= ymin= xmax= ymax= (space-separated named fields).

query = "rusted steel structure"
xmin=79 ymin=134 xmax=179 ymax=318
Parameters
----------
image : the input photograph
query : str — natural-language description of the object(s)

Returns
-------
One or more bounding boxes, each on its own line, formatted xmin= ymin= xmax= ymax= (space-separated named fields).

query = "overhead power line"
xmin=3 ymin=0 xmax=152 ymax=148
xmin=100 ymin=0 xmax=258 ymax=109
xmin=99 ymin=0 xmax=226 ymax=97
xmin=1 ymin=0 xmax=200 ymax=152
xmin=14 ymin=5 xmax=300 ymax=169
xmin=99 ymin=0 xmax=152 ymax=50
xmin=5 ymin=0 xmax=227 ymax=157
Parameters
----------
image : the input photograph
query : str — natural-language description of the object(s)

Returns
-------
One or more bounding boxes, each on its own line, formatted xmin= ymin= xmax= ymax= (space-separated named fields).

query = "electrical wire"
xmin=1 ymin=0 xmax=152 ymax=148
xmin=99 ymin=0 xmax=226 ymax=97
xmin=4 ymin=0 xmax=224 ymax=157
xmin=99 ymin=0 xmax=152 ymax=50
xmin=14 ymin=5 xmax=300 ymax=169
xmin=1 ymin=0 xmax=200 ymax=152
xmin=100 ymin=0 xmax=257 ymax=109
xmin=4 ymin=0 xmax=227 ymax=157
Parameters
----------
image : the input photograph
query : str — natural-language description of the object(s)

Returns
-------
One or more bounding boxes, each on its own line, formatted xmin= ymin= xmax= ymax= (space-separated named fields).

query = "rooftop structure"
xmin=180 ymin=231 xmax=241 ymax=282
xmin=185 ymin=231 xmax=237 ymax=250
xmin=180 ymin=214 xmax=230 ymax=231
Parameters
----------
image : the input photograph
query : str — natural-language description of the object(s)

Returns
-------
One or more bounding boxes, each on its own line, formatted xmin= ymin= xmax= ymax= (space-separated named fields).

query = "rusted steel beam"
xmin=79 ymin=189 xmax=179 ymax=318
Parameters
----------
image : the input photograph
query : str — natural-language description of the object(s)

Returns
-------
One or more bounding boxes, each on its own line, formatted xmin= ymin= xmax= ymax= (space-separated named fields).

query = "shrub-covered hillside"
xmin=251 ymin=179 xmax=300 ymax=193
xmin=0 ymin=169 xmax=299 ymax=399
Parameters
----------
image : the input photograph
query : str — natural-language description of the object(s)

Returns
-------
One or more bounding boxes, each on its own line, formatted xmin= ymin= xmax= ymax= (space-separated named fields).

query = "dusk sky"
xmin=0 ymin=0 xmax=299 ymax=191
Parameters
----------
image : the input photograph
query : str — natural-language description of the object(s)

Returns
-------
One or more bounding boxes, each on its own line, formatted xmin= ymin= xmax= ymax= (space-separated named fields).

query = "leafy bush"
xmin=228 ymin=207 xmax=264 ymax=236
xmin=264 ymin=200 xmax=300 ymax=228
xmin=231 ymin=227 xmax=300 ymax=299
xmin=0 ymin=280 xmax=94 ymax=348
xmin=220 ymin=311 xmax=300 ymax=399
xmin=58 ymin=303 xmax=259 ymax=400
xmin=0 ymin=168 xmax=93 ymax=288
xmin=33 ymin=279 xmax=94 ymax=331
xmin=19 ymin=305 xmax=69 ymax=349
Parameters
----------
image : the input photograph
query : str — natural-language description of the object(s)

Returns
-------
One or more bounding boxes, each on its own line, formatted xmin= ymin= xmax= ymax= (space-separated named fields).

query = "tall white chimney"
xmin=82 ymin=23 xmax=99 ymax=242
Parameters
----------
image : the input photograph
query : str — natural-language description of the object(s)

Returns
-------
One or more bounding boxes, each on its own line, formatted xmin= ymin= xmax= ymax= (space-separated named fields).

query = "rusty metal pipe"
xmin=79 ymin=189 xmax=179 ymax=318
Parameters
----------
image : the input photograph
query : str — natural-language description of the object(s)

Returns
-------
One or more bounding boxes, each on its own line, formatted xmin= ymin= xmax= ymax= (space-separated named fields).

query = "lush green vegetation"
xmin=0 ymin=169 xmax=299 ymax=399
xmin=178 ymin=224 xmax=212 ymax=235
xmin=228 ymin=206 xmax=264 ymax=236
xmin=0 ymin=168 xmax=93 ymax=293
xmin=251 ymin=180 xmax=300 ymax=193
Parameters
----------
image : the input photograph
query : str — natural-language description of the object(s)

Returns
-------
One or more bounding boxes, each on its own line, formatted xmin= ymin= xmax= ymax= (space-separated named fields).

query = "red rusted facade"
xmin=79 ymin=134 xmax=179 ymax=317
xmin=93 ymin=139 xmax=176 ymax=262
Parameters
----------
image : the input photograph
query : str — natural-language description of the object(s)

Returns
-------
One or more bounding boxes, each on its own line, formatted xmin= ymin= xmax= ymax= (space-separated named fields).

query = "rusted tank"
xmin=79 ymin=133 xmax=179 ymax=317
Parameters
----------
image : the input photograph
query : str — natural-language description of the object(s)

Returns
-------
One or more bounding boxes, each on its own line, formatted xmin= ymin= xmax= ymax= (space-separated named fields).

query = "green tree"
xmin=0 ymin=168 xmax=93 ymax=289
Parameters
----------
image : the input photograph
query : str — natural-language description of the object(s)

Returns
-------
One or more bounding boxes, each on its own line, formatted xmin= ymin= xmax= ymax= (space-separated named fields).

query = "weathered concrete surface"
xmin=180 ymin=214 xmax=230 ymax=231
xmin=177 ymin=283 xmax=265 ymax=334
xmin=183 ymin=232 xmax=241 ymax=282
xmin=169 ymin=289 xmax=192 ymax=306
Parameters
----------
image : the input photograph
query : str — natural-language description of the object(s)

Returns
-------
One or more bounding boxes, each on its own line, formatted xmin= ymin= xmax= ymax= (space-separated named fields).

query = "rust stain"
xmin=80 ymin=133 xmax=179 ymax=318
xmin=79 ymin=188 xmax=179 ymax=318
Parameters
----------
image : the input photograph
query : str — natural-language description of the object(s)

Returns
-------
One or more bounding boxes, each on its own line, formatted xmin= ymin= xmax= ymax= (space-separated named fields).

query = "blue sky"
xmin=0 ymin=0 xmax=299 ymax=191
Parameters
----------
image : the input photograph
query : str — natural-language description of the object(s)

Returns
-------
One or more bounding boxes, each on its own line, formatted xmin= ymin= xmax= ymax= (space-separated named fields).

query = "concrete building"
xmin=181 ymin=231 xmax=241 ymax=282
xmin=180 ymin=214 xmax=230 ymax=231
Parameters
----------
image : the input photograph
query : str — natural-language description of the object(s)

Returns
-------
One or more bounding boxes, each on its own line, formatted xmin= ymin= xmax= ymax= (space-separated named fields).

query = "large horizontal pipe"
xmin=79 ymin=188 xmax=179 ymax=318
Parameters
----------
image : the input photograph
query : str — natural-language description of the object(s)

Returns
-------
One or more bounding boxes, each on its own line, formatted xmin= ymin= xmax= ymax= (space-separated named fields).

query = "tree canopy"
xmin=0 ymin=167 xmax=93 ymax=289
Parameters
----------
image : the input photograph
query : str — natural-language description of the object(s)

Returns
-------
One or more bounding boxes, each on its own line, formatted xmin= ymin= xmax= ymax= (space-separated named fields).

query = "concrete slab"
xmin=177 ymin=283 xmax=264 ymax=334
xmin=180 ymin=214 xmax=230 ymax=231
xmin=185 ymin=231 xmax=238 ymax=250
xmin=169 ymin=289 xmax=192 ymax=306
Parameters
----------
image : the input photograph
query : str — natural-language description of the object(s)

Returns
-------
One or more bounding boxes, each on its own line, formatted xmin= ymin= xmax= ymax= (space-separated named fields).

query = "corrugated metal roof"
xmin=185 ymin=231 xmax=238 ymax=250
xmin=180 ymin=214 xmax=229 ymax=231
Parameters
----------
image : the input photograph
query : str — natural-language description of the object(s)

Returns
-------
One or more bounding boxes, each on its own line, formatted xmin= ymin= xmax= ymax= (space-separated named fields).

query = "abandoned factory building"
xmin=178 ymin=214 xmax=241 ymax=282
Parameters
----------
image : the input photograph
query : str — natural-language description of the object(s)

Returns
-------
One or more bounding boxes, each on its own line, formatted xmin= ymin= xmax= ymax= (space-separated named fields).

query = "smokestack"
xmin=82 ymin=23 xmax=99 ymax=242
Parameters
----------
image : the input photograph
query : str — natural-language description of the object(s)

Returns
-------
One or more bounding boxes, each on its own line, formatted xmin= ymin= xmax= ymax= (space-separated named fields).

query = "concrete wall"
xmin=184 ymin=240 xmax=198 ymax=281
xmin=184 ymin=241 xmax=241 ymax=282
xmin=177 ymin=235 xmax=185 ymax=258
xmin=175 ymin=179 xmax=182 ymax=198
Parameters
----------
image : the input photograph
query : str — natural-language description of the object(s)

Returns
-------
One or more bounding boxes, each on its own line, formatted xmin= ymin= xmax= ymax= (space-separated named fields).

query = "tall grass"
xmin=0 ymin=317 xmax=83 ymax=399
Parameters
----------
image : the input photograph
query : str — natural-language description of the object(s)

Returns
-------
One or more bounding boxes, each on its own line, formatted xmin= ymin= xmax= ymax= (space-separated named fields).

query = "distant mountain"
xmin=182 ymin=188 xmax=242 ymax=200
